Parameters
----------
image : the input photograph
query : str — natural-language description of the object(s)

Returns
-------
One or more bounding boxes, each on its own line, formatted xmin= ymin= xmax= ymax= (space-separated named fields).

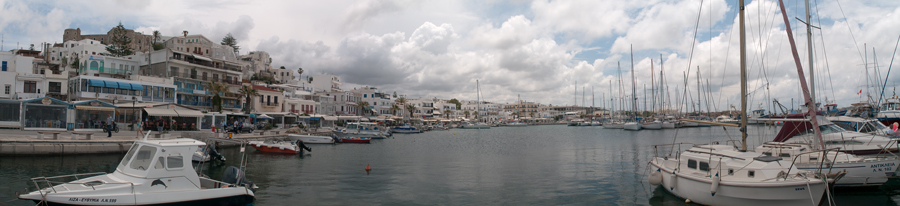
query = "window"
xmin=779 ymin=153 xmax=791 ymax=158
xmin=728 ymin=169 xmax=734 ymax=175
xmin=23 ymin=81 xmax=37 ymax=93
xmin=687 ymin=159 xmax=697 ymax=169
xmin=274 ymin=96 xmax=278 ymax=105
xmin=260 ymin=95 xmax=264 ymax=103
xmin=1 ymin=61 xmax=6 ymax=71
xmin=699 ymin=162 xmax=709 ymax=171
xmin=49 ymin=82 xmax=61 ymax=93
xmin=166 ymin=155 xmax=184 ymax=169
xmin=4 ymin=85 xmax=9 ymax=94
xmin=267 ymin=96 xmax=271 ymax=105
xmin=129 ymin=145 xmax=158 ymax=171
xmin=748 ymin=170 xmax=755 ymax=178
xmin=762 ymin=152 xmax=772 ymax=156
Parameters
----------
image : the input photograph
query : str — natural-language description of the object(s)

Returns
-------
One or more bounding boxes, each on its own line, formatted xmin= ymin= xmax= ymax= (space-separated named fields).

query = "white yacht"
xmin=603 ymin=121 xmax=624 ymax=129
xmin=19 ymin=138 xmax=256 ymax=205
xmin=642 ymin=121 xmax=662 ymax=130
xmin=756 ymin=142 xmax=899 ymax=187
xmin=458 ymin=121 xmax=491 ymax=129
xmin=649 ymin=144 xmax=827 ymax=206
xmin=828 ymin=116 xmax=898 ymax=138
xmin=775 ymin=116 xmax=900 ymax=155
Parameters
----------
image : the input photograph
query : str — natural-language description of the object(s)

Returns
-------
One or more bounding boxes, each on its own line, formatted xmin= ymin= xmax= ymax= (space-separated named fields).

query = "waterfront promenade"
xmin=0 ymin=129 xmax=288 ymax=156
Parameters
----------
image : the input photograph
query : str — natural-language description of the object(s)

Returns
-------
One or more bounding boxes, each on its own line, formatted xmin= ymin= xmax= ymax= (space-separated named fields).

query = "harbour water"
xmin=2 ymin=125 xmax=900 ymax=205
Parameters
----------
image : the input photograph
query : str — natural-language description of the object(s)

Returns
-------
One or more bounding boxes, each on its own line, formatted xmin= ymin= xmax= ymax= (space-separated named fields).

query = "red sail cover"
xmin=771 ymin=113 xmax=822 ymax=142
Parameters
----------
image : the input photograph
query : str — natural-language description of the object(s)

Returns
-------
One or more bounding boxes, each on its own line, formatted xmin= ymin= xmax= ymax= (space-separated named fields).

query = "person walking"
xmin=157 ymin=117 xmax=164 ymax=132
xmin=136 ymin=120 xmax=144 ymax=138
xmin=106 ymin=114 xmax=114 ymax=137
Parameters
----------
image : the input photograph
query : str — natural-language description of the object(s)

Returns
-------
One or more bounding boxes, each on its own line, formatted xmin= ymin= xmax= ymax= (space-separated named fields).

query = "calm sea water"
xmin=2 ymin=125 xmax=900 ymax=205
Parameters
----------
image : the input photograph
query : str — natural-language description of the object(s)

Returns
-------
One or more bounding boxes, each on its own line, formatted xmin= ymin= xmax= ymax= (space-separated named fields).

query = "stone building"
xmin=63 ymin=28 xmax=153 ymax=53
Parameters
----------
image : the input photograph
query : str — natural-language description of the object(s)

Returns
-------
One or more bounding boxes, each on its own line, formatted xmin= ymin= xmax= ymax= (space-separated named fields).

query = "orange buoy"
xmin=365 ymin=164 xmax=372 ymax=175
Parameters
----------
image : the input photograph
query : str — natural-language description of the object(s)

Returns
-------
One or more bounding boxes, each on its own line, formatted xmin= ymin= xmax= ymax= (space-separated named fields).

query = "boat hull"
xmin=603 ymin=123 xmax=624 ymax=129
xmin=623 ymin=122 xmax=641 ymax=131
xmin=797 ymin=160 xmax=899 ymax=187
xmin=642 ymin=123 xmax=662 ymax=130
xmin=458 ymin=125 xmax=490 ymax=129
xmin=287 ymin=134 xmax=335 ymax=144
xmin=650 ymin=159 xmax=825 ymax=206
xmin=24 ymin=194 xmax=254 ymax=206
xmin=340 ymin=137 xmax=371 ymax=143
xmin=662 ymin=122 xmax=676 ymax=129
xmin=251 ymin=145 xmax=301 ymax=154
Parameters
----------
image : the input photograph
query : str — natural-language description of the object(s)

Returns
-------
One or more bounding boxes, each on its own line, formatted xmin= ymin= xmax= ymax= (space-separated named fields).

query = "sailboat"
xmin=459 ymin=80 xmax=490 ymax=129
xmin=648 ymin=0 xmax=829 ymax=205
xmin=623 ymin=46 xmax=642 ymax=131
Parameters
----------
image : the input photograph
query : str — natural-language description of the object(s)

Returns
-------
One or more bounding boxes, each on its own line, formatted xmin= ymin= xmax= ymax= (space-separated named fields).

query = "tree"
xmin=464 ymin=111 xmax=470 ymax=119
xmin=390 ymin=105 xmax=400 ymax=116
xmin=297 ymin=67 xmax=304 ymax=77
xmin=205 ymin=81 xmax=228 ymax=113
xmin=393 ymin=91 xmax=397 ymax=98
xmin=152 ymin=30 xmax=161 ymax=43
xmin=444 ymin=110 xmax=451 ymax=119
xmin=279 ymin=66 xmax=286 ymax=69
xmin=182 ymin=30 xmax=188 ymax=37
xmin=448 ymin=98 xmax=462 ymax=110
xmin=221 ymin=33 xmax=239 ymax=53
xmin=357 ymin=101 xmax=370 ymax=116
xmin=70 ymin=57 xmax=80 ymax=70
xmin=307 ymin=76 xmax=313 ymax=83
xmin=239 ymin=85 xmax=259 ymax=114
xmin=106 ymin=22 xmax=134 ymax=57
xmin=405 ymin=104 xmax=416 ymax=118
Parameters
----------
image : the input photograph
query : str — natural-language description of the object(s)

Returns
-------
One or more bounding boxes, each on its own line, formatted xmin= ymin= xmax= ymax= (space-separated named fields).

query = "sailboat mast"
xmin=631 ymin=45 xmax=637 ymax=119
xmin=740 ymin=0 xmax=748 ymax=151
xmin=805 ymin=0 xmax=816 ymax=109
xmin=777 ymin=0 xmax=825 ymax=150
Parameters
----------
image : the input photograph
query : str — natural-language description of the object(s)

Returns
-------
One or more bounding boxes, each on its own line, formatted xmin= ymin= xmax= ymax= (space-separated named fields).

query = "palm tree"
xmin=238 ymin=85 xmax=258 ymax=114
xmin=205 ymin=81 xmax=228 ymax=112
xmin=182 ymin=30 xmax=188 ymax=37
xmin=464 ymin=111 xmax=470 ymax=119
xmin=405 ymin=104 xmax=416 ymax=119
xmin=357 ymin=101 xmax=370 ymax=116
xmin=390 ymin=105 xmax=400 ymax=116
xmin=444 ymin=110 xmax=451 ymax=119
xmin=152 ymin=30 xmax=161 ymax=43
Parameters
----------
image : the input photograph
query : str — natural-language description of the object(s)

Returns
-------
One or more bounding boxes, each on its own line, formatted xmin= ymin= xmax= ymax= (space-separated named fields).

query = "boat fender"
xmin=668 ymin=171 xmax=677 ymax=191
xmin=711 ymin=173 xmax=720 ymax=196
xmin=648 ymin=169 xmax=662 ymax=185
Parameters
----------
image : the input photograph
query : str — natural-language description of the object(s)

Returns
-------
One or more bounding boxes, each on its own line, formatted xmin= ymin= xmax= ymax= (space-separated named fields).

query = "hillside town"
xmin=0 ymin=24 xmax=604 ymax=132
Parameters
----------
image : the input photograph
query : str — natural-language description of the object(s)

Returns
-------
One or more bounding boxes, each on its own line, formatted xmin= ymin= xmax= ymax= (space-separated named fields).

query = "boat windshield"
xmin=797 ymin=124 xmax=845 ymax=136
xmin=117 ymin=144 xmax=140 ymax=170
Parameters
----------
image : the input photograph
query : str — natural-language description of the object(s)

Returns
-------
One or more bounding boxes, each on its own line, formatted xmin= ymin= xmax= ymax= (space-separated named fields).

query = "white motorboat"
xmin=504 ymin=121 xmax=528 ymax=127
xmin=828 ymin=116 xmax=898 ymax=138
xmin=715 ymin=115 xmax=740 ymax=124
xmin=756 ymin=142 xmax=900 ymax=187
xmin=287 ymin=134 xmax=335 ymax=144
xmin=567 ymin=119 xmax=584 ymax=126
xmin=623 ymin=122 xmax=641 ymax=131
xmin=18 ymin=138 xmax=256 ymax=205
xmin=578 ymin=121 xmax=592 ymax=126
xmin=338 ymin=122 xmax=389 ymax=138
xmin=642 ymin=121 xmax=661 ymax=130
xmin=192 ymin=145 xmax=226 ymax=162
xmin=590 ymin=121 xmax=601 ymax=126
xmin=649 ymin=144 xmax=827 ymax=206
xmin=775 ymin=116 xmax=900 ymax=155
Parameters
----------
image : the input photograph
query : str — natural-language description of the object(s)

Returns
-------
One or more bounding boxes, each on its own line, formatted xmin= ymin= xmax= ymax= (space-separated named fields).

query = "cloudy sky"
xmin=2 ymin=0 xmax=899 ymax=112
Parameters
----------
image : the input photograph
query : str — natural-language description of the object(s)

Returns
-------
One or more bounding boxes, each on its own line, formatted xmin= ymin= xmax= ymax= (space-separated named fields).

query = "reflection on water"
xmin=1 ymin=125 xmax=898 ymax=205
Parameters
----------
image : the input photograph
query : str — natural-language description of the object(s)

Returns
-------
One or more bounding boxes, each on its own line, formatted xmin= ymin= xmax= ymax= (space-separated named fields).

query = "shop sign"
xmin=168 ymin=105 xmax=176 ymax=109
xmin=90 ymin=101 xmax=100 ymax=106
xmin=41 ymin=98 xmax=51 ymax=105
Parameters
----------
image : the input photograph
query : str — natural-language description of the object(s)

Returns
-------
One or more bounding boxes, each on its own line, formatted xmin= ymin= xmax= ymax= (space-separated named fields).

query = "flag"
xmin=857 ymin=89 xmax=862 ymax=95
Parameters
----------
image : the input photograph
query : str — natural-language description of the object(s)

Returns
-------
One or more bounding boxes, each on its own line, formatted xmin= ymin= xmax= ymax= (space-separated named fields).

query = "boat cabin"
xmin=677 ymin=145 xmax=798 ymax=181
xmin=115 ymin=139 xmax=205 ymax=188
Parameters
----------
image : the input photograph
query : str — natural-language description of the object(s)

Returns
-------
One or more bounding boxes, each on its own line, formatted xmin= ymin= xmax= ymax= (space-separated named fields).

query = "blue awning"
xmin=130 ymin=83 xmax=143 ymax=91
xmin=104 ymin=81 xmax=118 ymax=88
xmin=89 ymin=79 xmax=105 ymax=87
xmin=115 ymin=82 xmax=131 ymax=89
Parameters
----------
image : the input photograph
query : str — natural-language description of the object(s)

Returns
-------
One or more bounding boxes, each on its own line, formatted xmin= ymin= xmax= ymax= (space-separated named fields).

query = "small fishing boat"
xmin=340 ymin=137 xmax=371 ymax=143
xmin=249 ymin=140 xmax=309 ymax=154
xmin=287 ymin=134 xmax=335 ymax=144
xmin=18 ymin=138 xmax=256 ymax=205
xmin=391 ymin=124 xmax=422 ymax=133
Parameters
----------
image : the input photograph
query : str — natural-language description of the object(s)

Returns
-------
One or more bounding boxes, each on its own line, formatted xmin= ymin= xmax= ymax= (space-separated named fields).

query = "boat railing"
xmin=29 ymin=172 xmax=135 ymax=194
xmin=785 ymin=148 xmax=841 ymax=179
xmin=652 ymin=142 xmax=697 ymax=159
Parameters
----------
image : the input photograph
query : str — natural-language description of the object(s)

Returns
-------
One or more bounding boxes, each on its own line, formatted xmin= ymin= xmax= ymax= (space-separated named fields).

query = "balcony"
xmin=178 ymin=99 xmax=211 ymax=107
xmin=223 ymin=103 xmax=241 ymax=109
